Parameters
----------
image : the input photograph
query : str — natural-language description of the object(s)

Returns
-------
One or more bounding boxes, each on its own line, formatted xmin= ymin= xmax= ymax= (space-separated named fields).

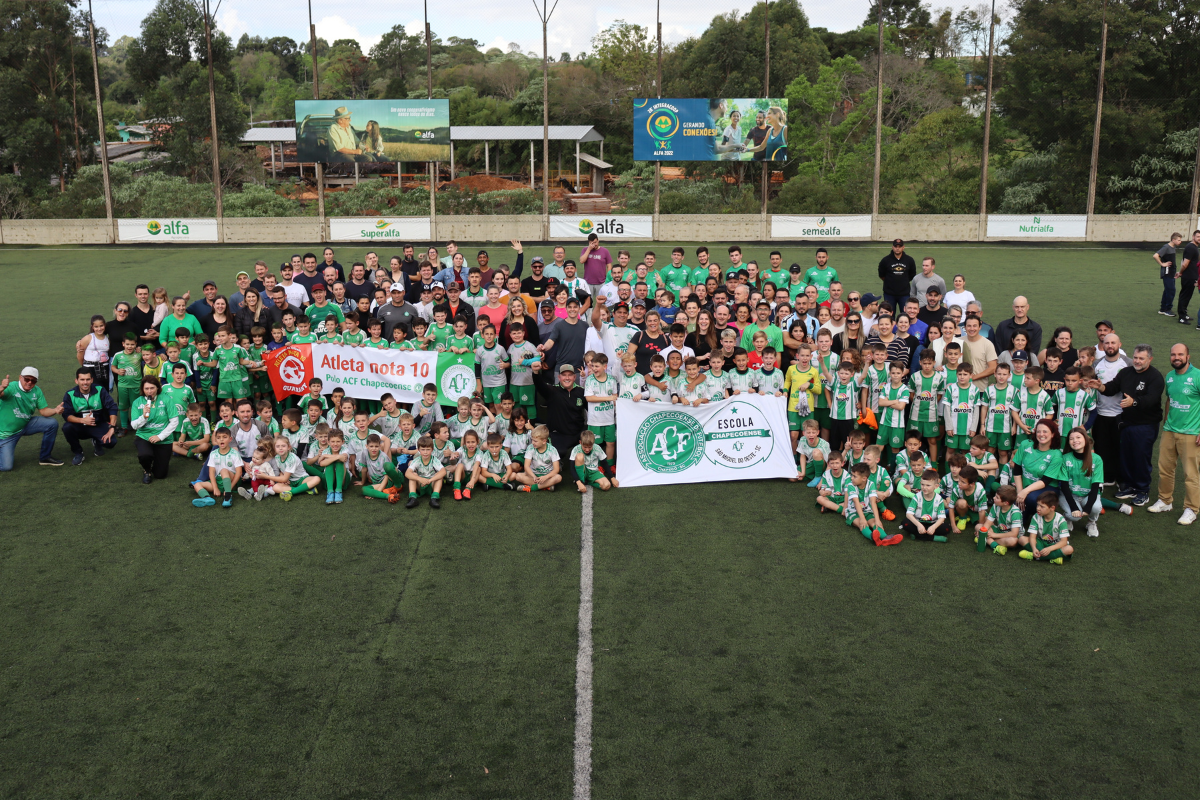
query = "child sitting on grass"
xmin=1018 ymin=491 xmax=1074 ymax=564
xmin=902 ymin=469 xmax=948 ymax=542
xmin=404 ymin=435 xmax=446 ymax=509
xmin=816 ymin=450 xmax=850 ymax=514
xmin=845 ymin=463 xmax=902 ymax=546
xmin=572 ymin=430 xmax=617 ymax=493
xmin=976 ymin=484 xmax=1022 ymax=555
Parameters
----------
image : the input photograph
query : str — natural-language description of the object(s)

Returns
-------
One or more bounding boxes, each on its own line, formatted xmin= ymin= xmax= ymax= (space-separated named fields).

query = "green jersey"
xmin=178 ymin=416 xmax=211 ymax=442
xmin=132 ymin=396 xmax=176 ymax=441
xmin=1165 ymin=365 xmax=1200 ymax=434
xmin=341 ymin=330 xmax=367 ymax=346
xmin=366 ymin=337 xmax=390 ymax=350
xmin=392 ymin=340 xmax=418 ymax=350
xmin=907 ymin=492 xmax=947 ymax=522
xmin=819 ymin=468 xmax=851 ymax=502
xmin=161 ymin=384 xmax=196 ymax=420
xmin=803 ymin=266 xmax=838 ymax=303
xmin=1054 ymin=388 xmax=1096 ymax=434
xmin=215 ymin=344 xmax=249 ymax=386
xmin=661 ymin=264 xmax=691 ymax=293
xmin=289 ymin=332 xmax=319 ymax=344
xmin=1061 ymin=451 xmax=1103 ymax=497
xmin=843 ymin=485 xmax=873 ymax=520
xmin=177 ymin=343 xmax=198 ymax=367
xmin=908 ymin=371 xmax=946 ymax=424
xmin=1017 ymin=389 xmax=1054 ymax=433
xmin=984 ymin=384 xmax=1018 ymax=434
xmin=877 ymin=382 xmax=910 ymax=429
xmin=158 ymin=358 xmax=192 ymax=381
xmin=827 ymin=375 xmax=860 ymax=421
xmin=1028 ymin=511 xmax=1070 ymax=545
xmin=1011 ymin=439 xmax=1065 ymax=484
xmin=942 ymin=383 xmax=984 ymax=436
xmin=504 ymin=429 xmax=531 ymax=455
xmin=428 ymin=321 xmax=454 ymax=351
xmin=866 ymin=466 xmax=892 ymax=496
xmin=447 ymin=333 xmax=473 ymax=352
xmin=570 ymin=444 xmax=606 ymax=472
xmin=305 ymin=303 xmax=344 ymax=332
xmin=986 ymin=502 xmax=1021 ymax=532
xmin=688 ymin=265 xmax=711 ymax=286
xmin=112 ymin=351 xmax=144 ymax=389
xmin=318 ymin=333 xmax=342 ymax=344
xmin=463 ymin=287 xmax=489 ymax=310
xmin=814 ymin=352 xmax=839 ymax=409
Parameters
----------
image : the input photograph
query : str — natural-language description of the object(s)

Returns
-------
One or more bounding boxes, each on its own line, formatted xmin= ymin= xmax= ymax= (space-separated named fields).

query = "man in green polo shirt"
xmin=0 ymin=367 xmax=64 ymax=470
xmin=1150 ymin=343 xmax=1200 ymax=521
xmin=739 ymin=301 xmax=784 ymax=352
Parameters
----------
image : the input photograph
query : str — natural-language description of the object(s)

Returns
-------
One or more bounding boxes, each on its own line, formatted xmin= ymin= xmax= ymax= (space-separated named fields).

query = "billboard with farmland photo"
xmin=295 ymin=99 xmax=450 ymax=164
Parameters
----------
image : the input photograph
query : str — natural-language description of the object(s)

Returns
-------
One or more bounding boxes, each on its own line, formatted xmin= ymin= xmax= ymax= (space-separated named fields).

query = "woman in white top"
xmin=930 ymin=317 xmax=964 ymax=368
xmin=720 ymin=110 xmax=744 ymax=161
xmin=943 ymin=274 xmax=976 ymax=314
xmin=77 ymin=314 xmax=112 ymax=387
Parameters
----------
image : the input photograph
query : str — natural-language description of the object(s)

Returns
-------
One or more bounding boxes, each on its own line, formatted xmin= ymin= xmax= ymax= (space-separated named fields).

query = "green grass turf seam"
xmin=574 ymin=490 xmax=595 ymax=800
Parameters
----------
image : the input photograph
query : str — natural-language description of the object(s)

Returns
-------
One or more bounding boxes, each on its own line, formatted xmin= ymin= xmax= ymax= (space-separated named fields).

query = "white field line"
xmin=573 ymin=490 xmax=595 ymax=800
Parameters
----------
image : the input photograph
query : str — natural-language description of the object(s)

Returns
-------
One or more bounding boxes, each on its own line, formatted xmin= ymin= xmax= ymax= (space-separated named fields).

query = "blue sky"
xmin=94 ymin=0 xmax=917 ymax=55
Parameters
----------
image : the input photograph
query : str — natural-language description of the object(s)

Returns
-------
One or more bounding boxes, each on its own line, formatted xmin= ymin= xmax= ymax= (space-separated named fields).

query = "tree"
xmin=1107 ymin=128 xmax=1200 ymax=213
xmin=330 ymin=38 xmax=361 ymax=53
xmin=864 ymin=0 xmax=934 ymax=56
xmin=559 ymin=52 xmax=571 ymax=63
xmin=370 ymin=24 xmax=421 ymax=96
xmin=883 ymin=106 xmax=983 ymax=212
xmin=591 ymin=20 xmax=654 ymax=110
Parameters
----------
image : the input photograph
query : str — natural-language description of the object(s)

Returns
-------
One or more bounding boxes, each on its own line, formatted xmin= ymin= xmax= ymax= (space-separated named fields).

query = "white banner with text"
xmin=986 ymin=214 xmax=1088 ymax=239
xmin=118 ymin=218 xmax=219 ymax=242
xmin=615 ymin=395 xmax=796 ymax=488
xmin=550 ymin=215 xmax=653 ymax=240
xmin=771 ymin=215 xmax=873 ymax=239
xmin=328 ymin=217 xmax=432 ymax=242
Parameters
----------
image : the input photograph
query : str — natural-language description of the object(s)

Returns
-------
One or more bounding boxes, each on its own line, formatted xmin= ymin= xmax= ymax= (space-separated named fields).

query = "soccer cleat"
xmin=1086 ymin=521 xmax=1099 ymax=538
xmin=281 ymin=491 xmax=293 ymax=502
xmin=429 ymin=497 xmax=441 ymax=509
xmin=956 ymin=518 xmax=968 ymax=531
xmin=334 ymin=492 xmax=343 ymax=504
xmin=71 ymin=453 xmax=85 ymax=466
xmin=993 ymin=545 xmax=1007 ymax=556
xmin=238 ymin=487 xmax=254 ymax=501
xmin=1179 ymin=508 xmax=1197 ymax=525
xmin=1179 ymin=315 xmax=1192 ymax=324
xmin=806 ymin=476 xmax=822 ymax=488
xmin=221 ymin=493 xmax=232 ymax=508
xmin=1019 ymin=550 xmax=1033 ymax=560
xmin=39 ymin=457 xmax=64 ymax=467
xmin=882 ymin=533 xmax=904 ymax=546
xmin=326 ymin=492 xmax=335 ymax=505
xmin=1147 ymin=499 xmax=1173 ymax=513
xmin=1114 ymin=488 xmax=1137 ymax=500
xmin=192 ymin=496 xmax=216 ymax=508
xmin=1119 ymin=503 xmax=1132 ymax=515
xmin=517 ymin=485 xmax=532 ymax=492
xmin=405 ymin=496 xmax=419 ymax=508
xmin=504 ymin=482 xmax=516 ymax=491
xmin=882 ymin=508 xmax=896 ymax=521
xmin=463 ymin=489 xmax=471 ymax=500
xmin=1050 ymin=557 xmax=1064 ymax=565
xmin=387 ymin=491 xmax=401 ymax=504
xmin=453 ymin=488 xmax=462 ymax=501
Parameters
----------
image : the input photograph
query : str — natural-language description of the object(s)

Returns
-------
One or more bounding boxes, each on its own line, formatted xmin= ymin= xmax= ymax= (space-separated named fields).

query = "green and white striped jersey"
xmin=864 ymin=365 xmax=888 ymax=412
xmin=907 ymin=492 xmax=947 ymax=522
xmin=876 ymin=383 xmax=910 ymax=429
xmin=986 ymin=502 xmax=1021 ymax=531
xmin=1054 ymin=388 xmax=1096 ymax=434
xmin=1017 ymin=388 xmax=1055 ymax=432
xmin=819 ymin=468 xmax=851 ymax=502
xmin=984 ymin=384 xmax=1018 ymax=434
xmin=951 ymin=480 xmax=989 ymax=515
xmin=728 ymin=368 xmax=758 ymax=394
xmin=827 ymin=375 xmax=860 ymax=421
xmin=1028 ymin=511 xmax=1070 ymax=544
xmin=942 ymin=383 xmax=984 ymax=436
xmin=908 ymin=371 xmax=946 ymax=424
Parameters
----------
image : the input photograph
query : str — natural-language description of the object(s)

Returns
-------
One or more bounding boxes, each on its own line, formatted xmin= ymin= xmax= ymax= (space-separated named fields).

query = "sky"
xmin=91 ymin=0 xmax=963 ymax=56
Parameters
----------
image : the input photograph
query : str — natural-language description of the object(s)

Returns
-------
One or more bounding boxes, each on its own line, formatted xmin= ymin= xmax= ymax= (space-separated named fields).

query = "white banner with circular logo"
xmin=615 ymin=394 xmax=796 ymax=488
xmin=771 ymin=215 xmax=873 ymax=239
xmin=550 ymin=215 xmax=652 ymax=240
xmin=986 ymin=215 xmax=1087 ymax=239
xmin=118 ymin=218 xmax=219 ymax=242
xmin=328 ymin=217 xmax=432 ymax=241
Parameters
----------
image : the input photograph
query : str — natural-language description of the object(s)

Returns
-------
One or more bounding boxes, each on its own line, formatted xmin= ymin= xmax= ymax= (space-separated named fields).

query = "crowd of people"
xmin=4 ymin=233 xmax=1199 ymax=559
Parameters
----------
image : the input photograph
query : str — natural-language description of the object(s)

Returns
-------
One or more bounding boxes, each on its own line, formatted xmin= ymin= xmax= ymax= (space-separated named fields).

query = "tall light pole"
xmin=200 ymin=0 xmax=223 ymax=224
xmin=309 ymin=0 xmax=324 ymax=234
xmin=534 ymin=0 xmax=560 ymax=240
xmin=761 ymin=0 xmax=770 ymax=237
xmin=1085 ymin=0 xmax=1109 ymax=221
xmin=654 ymin=0 xmax=661 ymax=238
xmin=977 ymin=0 xmax=996 ymax=241
xmin=425 ymin=0 xmax=436 ymax=225
xmin=871 ymin=0 xmax=885 ymax=226
xmin=86 ymin=0 xmax=114 ymax=241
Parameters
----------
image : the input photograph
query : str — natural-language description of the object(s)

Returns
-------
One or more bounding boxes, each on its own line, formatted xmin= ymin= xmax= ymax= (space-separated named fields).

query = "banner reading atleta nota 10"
xmin=616 ymin=395 xmax=796 ymax=488
xmin=265 ymin=343 xmax=475 ymax=407
xmin=633 ymin=98 xmax=788 ymax=161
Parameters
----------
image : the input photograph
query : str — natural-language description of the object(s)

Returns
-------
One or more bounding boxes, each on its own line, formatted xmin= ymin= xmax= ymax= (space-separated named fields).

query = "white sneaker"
xmin=1147 ymin=499 xmax=1173 ymax=513
xmin=1179 ymin=508 xmax=1197 ymax=525
xmin=237 ymin=487 xmax=254 ymax=501
xmin=1119 ymin=504 xmax=1133 ymax=515
xmin=1086 ymin=521 xmax=1099 ymax=538
xmin=253 ymin=486 xmax=267 ymax=501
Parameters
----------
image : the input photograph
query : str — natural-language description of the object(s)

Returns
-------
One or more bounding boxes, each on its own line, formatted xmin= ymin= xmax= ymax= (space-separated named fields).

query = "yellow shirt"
xmin=784 ymin=365 xmax=822 ymax=414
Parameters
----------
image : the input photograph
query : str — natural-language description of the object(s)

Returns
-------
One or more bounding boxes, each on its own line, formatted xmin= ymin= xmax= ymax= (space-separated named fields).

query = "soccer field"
xmin=2 ymin=240 xmax=1199 ymax=799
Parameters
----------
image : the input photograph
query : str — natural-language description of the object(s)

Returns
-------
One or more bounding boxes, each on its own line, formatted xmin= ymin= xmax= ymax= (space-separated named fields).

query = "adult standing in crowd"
xmin=500 ymin=297 xmax=541 ymax=348
xmin=1090 ymin=334 xmax=1133 ymax=491
xmin=345 ymin=262 xmax=375 ymax=301
xmin=200 ymin=296 xmax=233 ymax=340
xmin=540 ymin=298 xmax=588 ymax=376
xmin=629 ymin=311 xmax=669 ymax=375
xmin=129 ymin=285 xmax=159 ymax=350
xmin=580 ymin=233 xmax=612 ymax=296
xmin=187 ymin=281 xmax=219 ymax=319
xmin=1096 ymin=345 xmax=1163 ymax=509
xmin=376 ymin=285 xmax=420 ymax=340
xmin=961 ymin=315 xmax=998 ymax=388
xmin=1153 ymin=233 xmax=1183 ymax=317
xmin=76 ymin=315 xmax=111 ymax=388
xmin=158 ymin=297 xmax=203 ymax=347
xmin=992 ymin=296 xmax=1043 ymax=355
xmin=916 ymin=287 xmax=946 ymax=328
xmin=877 ymin=238 xmax=916 ymax=312
xmin=909 ymin=256 xmax=946 ymax=305
xmin=0 ymin=368 xmax=64 ymax=470
xmin=267 ymin=287 xmax=302 ymax=326
xmin=106 ymin=302 xmax=137 ymax=351
xmin=293 ymin=253 xmax=321 ymax=296
xmin=321 ymin=247 xmax=345 ymax=283
xmin=61 ymin=367 xmax=119 ymax=465
xmin=531 ymin=361 xmax=587 ymax=486
xmin=279 ymin=259 xmax=311 ymax=308
xmin=229 ymin=271 xmax=254 ymax=311
xmin=1150 ymin=343 xmax=1200 ymax=522
xmin=1177 ymin=230 xmax=1200 ymax=324
xmin=234 ymin=288 xmax=270 ymax=337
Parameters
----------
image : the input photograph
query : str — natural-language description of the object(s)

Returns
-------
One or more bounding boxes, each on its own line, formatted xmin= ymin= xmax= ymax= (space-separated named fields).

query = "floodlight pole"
xmin=871 ymin=0 xmax=884 ymax=234
xmin=534 ymin=0 xmax=559 ymax=241
xmin=86 ymin=0 xmax=114 ymax=242
xmin=201 ymin=0 xmax=223 ymax=230
xmin=309 ymin=0 xmax=324 ymax=239
xmin=1085 ymin=0 xmax=1109 ymax=225
xmin=654 ymin=1 xmax=661 ymax=240
xmin=761 ymin=0 xmax=770 ymax=240
xmin=425 ymin=3 xmax=436 ymax=229
xmin=1191 ymin=126 xmax=1200 ymax=220
xmin=977 ymin=0 xmax=996 ymax=241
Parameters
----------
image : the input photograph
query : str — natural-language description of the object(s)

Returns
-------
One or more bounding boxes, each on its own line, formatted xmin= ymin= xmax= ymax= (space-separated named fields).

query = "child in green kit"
xmin=504 ymin=407 xmax=532 ymax=465
xmin=390 ymin=413 xmax=422 ymax=471
xmin=341 ymin=312 xmax=367 ymax=346
xmin=475 ymin=432 xmax=517 ymax=490
xmin=429 ymin=421 xmax=459 ymax=468
xmin=390 ymin=323 xmax=416 ymax=350
xmin=875 ymin=360 xmax=910 ymax=467
xmin=192 ymin=427 xmax=243 ymax=508
xmin=317 ymin=429 xmax=349 ymax=504
xmin=977 ymin=484 xmax=1023 ymax=555
xmin=365 ymin=318 xmax=389 ymax=350
xmin=1018 ymin=491 xmax=1074 ymax=563
xmin=191 ymin=334 xmax=217 ymax=420
xmin=966 ymin=434 xmax=1000 ymax=493
xmin=412 ymin=383 xmax=443 ymax=434
xmin=173 ymin=402 xmax=212 ymax=460
xmin=246 ymin=326 xmax=270 ymax=402
xmin=942 ymin=361 xmax=983 ymax=457
xmin=405 ymin=435 xmax=446 ymax=508
xmin=271 ymin=435 xmax=321 ymax=500
xmin=984 ymin=362 xmax=1017 ymax=463
xmin=1014 ymin=366 xmax=1054 ymax=447
xmin=447 ymin=316 xmax=473 ymax=354
xmin=826 ymin=361 xmax=860 ymax=453
xmin=174 ymin=330 xmax=197 ymax=371
xmin=290 ymin=317 xmax=318 ymax=344
xmin=845 ymin=463 xmax=902 ymax=546
xmin=795 ymin=418 xmax=830 ymax=486
xmin=816 ymin=450 xmax=850 ymax=514
xmin=213 ymin=326 xmax=252 ymax=401
xmin=255 ymin=399 xmax=281 ymax=438
xmin=452 ymin=429 xmax=483 ymax=500
xmin=908 ymin=349 xmax=945 ymax=467
xmin=111 ymin=333 xmax=143 ymax=433
xmin=506 ymin=323 xmax=539 ymax=416
xmin=162 ymin=363 xmax=196 ymax=421
xmin=318 ymin=316 xmax=342 ymax=344
xmin=158 ymin=342 xmax=192 ymax=382
xmin=514 ymin=425 xmax=562 ymax=492
xmin=863 ymin=445 xmax=895 ymax=520
xmin=447 ymin=396 xmax=473 ymax=446
xmin=359 ymin=433 xmax=400 ymax=503
xmin=572 ymin=429 xmax=616 ymax=492
xmin=902 ymin=468 xmax=948 ymax=542
xmin=950 ymin=464 xmax=989 ymax=532
xmin=475 ymin=324 xmax=510 ymax=408
xmin=893 ymin=452 xmax=927 ymax=505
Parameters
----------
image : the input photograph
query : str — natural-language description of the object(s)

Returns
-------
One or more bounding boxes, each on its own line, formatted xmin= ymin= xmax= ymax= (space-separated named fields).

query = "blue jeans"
xmin=0 ymin=415 xmax=59 ymax=471
xmin=1119 ymin=423 xmax=1156 ymax=495
xmin=883 ymin=293 xmax=909 ymax=315
xmin=1161 ymin=275 xmax=1177 ymax=314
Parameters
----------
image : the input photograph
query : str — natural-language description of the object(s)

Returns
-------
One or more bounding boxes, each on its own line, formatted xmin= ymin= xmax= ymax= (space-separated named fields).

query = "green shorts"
xmin=912 ymin=420 xmax=940 ymax=439
xmin=413 ymin=484 xmax=436 ymax=497
xmin=195 ymin=385 xmax=217 ymax=402
xmin=588 ymin=424 xmax=617 ymax=444
xmin=117 ymin=386 xmax=141 ymax=410
xmin=946 ymin=433 xmax=973 ymax=451
xmin=813 ymin=407 xmax=831 ymax=430
xmin=217 ymin=378 xmax=249 ymax=400
xmin=817 ymin=499 xmax=844 ymax=514
xmin=987 ymin=430 xmax=1014 ymax=451
xmin=580 ymin=467 xmax=605 ymax=485
xmin=1021 ymin=543 xmax=1070 ymax=562
xmin=511 ymin=384 xmax=535 ymax=407
xmin=788 ymin=410 xmax=814 ymax=432
xmin=250 ymin=374 xmax=271 ymax=394
xmin=878 ymin=424 xmax=905 ymax=450
xmin=482 ymin=385 xmax=507 ymax=404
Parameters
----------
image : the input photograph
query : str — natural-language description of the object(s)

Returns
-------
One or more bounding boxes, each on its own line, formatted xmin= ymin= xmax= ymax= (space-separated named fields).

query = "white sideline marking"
xmin=573 ymin=490 xmax=595 ymax=800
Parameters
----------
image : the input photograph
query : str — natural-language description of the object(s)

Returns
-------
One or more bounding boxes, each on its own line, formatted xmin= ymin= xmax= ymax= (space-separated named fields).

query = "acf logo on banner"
xmin=634 ymin=403 xmax=776 ymax=474
xmin=437 ymin=356 xmax=476 ymax=406
xmin=265 ymin=344 xmax=314 ymax=398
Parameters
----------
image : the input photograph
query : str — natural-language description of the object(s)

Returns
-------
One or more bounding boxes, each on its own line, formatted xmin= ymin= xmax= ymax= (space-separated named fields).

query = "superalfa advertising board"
xmin=633 ymin=98 xmax=788 ymax=161
xmin=328 ymin=217 xmax=433 ymax=241
xmin=771 ymin=215 xmax=873 ymax=239
xmin=549 ymin=215 xmax=653 ymax=240
xmin=615 ymin=395 xmax=796 ymax=488
xmin=265 ymin=343 xmax=474 ymax=407
xmin=986 ymin=215 xmax=1088 ymax=239
xmin=118 ymin=219 xmax=219 ymax=242
xmin=295 ymin=99 xmax=450 ymax=163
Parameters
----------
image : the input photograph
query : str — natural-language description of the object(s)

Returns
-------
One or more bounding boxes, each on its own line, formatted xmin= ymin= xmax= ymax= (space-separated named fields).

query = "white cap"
xmin=20 ymin=366 xmax=38 ymax=379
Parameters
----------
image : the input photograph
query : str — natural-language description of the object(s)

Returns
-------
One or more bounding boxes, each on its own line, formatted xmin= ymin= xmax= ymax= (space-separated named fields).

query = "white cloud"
xmin=315 ymin=14 xmax=382 ymax=54
xmin=218 ymin=9 xmax=248 ymax=41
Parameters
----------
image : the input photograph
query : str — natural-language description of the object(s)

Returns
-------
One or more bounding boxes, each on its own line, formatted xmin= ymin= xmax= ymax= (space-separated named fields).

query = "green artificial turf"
xmin=1 ymin=240 xmax=1198 ymax=798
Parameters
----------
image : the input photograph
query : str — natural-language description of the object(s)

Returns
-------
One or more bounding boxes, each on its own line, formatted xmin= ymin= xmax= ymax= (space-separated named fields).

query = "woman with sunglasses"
xmin=832 ymin=314 xmax=865 ymax=355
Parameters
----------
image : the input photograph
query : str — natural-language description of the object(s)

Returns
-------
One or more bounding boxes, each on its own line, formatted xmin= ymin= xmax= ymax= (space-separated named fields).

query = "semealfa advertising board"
xmin=295 ymin=99 xmax=450 ymax=163
xmin=633 ymin=98 xmax=788 ymax=161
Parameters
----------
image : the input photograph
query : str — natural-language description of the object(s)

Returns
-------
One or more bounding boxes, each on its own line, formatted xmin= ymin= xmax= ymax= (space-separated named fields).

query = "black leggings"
xmin=135 ymin=437 xmax=173 ymax=479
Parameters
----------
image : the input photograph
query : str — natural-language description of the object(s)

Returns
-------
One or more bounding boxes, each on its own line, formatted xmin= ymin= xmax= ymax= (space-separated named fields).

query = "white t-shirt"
xmin=944 ymin=290 xmax=977 ymax=313
xmin=207 ymin=447 xmax=244 ymax=473
xmin=232 ymin=423 xmax=260 ymax=459
xmin=281 ymin=282 xmax=310 ymax=308
xmin=720 ymin=124 xmax=744 ymax=160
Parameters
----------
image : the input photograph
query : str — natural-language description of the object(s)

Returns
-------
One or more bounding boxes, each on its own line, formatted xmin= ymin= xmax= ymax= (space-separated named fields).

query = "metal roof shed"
xmin=449 ymin=125 xmax=605 ymax=189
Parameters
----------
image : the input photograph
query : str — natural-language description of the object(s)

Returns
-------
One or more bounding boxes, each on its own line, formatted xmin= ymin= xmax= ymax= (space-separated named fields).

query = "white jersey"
xmin=755 ymin=367 xmax=785 ymax=395
xmin=618 ymin=371 xmax=646 ymax=400
xmin=584 ymin=374 xmax=617 ymax=425
xmin=507 ymin=342 xmax=539 ymax=386
xmin=371 ymin=411 xmax=404 ymax=439
xmin=728 ymin=368 xmax=757 ymax=394
xmin=703 ymin=371 xmax=731 ymax=402
xmin=475 ymin=344 xmax=509 ymax=388
xmin=524 ymin=444 xmax=560 ymax=476
xmin=207 ymin=447 xmax=244 ymax=473
xmin=360 ymin=449 xmax=391 ymax=482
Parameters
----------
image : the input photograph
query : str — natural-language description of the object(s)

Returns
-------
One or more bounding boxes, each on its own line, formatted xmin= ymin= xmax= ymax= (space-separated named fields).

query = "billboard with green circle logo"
xmin=634 ymin=98 xmax=788 ymax=161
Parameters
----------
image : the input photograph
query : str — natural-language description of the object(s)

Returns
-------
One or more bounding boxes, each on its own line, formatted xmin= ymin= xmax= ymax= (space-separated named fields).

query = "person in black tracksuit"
xmin=1097 ymin=348 xmax=1164 ymax=501
xmin=532 ymin=361 xmax=587 ymax=485
xmin=877 ymin=239 xmax=917 ymax=313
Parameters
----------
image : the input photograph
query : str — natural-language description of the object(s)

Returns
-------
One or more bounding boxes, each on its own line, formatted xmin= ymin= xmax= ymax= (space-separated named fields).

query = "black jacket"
xmin=877 ymin=253 xmax=917 ymax=295
xmin=1100 ymin=365 xmax=1164 ymax=426
xmin=532 ymin=368 xmax=587 ymax=439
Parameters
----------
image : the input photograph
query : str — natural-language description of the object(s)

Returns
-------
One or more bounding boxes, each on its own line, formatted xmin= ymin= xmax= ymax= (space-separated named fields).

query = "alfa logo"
xmin=439 ymin=363 xmax=475 ymax=401
xmin=646 ymin=108 xmax=679 ymax=146
xmin=375 ymin=220 xmax=391 ymax=230
xmin=654 ymin=116 xmax=672 ymax=131
xmin=578 ymin=218 xmax=594 ymax=235
xmin=635 ymin=411 xmax=704 ymax=474
xmin=147 ymin=220 xmax=161 ymax=235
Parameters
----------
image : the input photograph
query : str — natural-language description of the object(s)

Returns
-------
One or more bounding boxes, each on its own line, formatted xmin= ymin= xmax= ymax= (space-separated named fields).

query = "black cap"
xmin=203 ymin=280 xmax=216 ymax=289
xmin=563 ymin=259 xmax=577 ymax=268
xmin=789 ymin=263 xmax=803 ymax=274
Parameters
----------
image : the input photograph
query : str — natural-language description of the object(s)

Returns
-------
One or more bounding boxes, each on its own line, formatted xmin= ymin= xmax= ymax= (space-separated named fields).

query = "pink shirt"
xmin=581 ymin=246 xmax=611 ymax=285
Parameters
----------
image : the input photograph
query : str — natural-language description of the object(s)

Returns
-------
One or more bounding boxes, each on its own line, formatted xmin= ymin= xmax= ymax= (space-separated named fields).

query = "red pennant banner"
xmin=265 ymin=344 xmax=314 ymax=399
